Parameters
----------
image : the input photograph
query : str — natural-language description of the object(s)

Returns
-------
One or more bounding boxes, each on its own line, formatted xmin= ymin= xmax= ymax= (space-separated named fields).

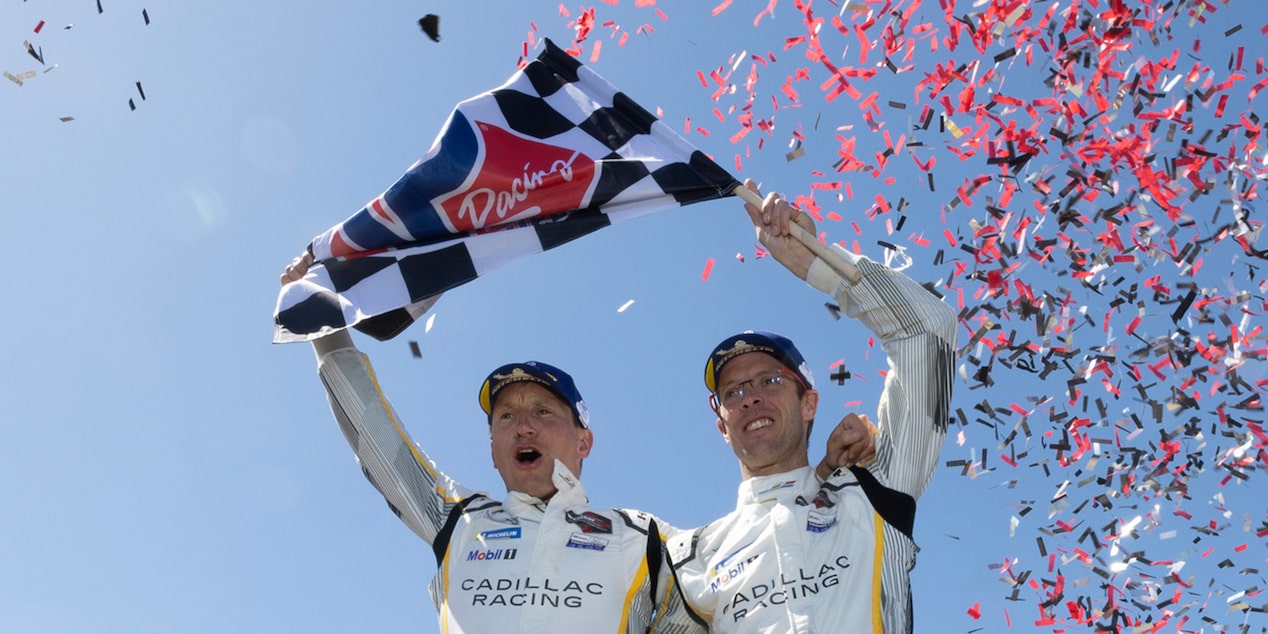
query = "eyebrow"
xmin=494 ymin=397 xmax=564 ymax=413
xmin=720 ymin=368 xmax=781 ymax=388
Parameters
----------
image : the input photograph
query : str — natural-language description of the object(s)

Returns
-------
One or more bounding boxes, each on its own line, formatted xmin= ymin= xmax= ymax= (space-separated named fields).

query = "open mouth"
xmin=516 ymin=448 xmax=543 ymax=464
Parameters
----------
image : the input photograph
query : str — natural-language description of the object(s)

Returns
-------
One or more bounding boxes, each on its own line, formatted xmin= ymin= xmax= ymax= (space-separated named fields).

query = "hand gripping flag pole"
xmin=730 ymin=185 xmax=862 ymax=284
xmin=274 ymin=39 xmax=741 ymax=343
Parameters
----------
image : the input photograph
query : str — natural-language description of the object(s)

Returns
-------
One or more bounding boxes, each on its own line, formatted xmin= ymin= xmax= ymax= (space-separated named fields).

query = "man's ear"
xmin=716 ymin=417 xmax=732 ymax=445
xmin=577 ymin=428 xmax=594 ymax=459
xmin=802 ymin=389 xmax=819 ymax=423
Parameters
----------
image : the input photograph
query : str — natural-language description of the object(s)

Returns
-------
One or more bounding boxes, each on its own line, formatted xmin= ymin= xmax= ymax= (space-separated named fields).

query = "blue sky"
xmin=4 ymin=0 xmax=1266 ymax=632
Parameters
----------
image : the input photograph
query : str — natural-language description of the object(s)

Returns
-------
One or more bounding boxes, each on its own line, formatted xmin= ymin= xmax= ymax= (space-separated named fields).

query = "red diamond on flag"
xmin=434 ymin=122 xmax=598 ymax=233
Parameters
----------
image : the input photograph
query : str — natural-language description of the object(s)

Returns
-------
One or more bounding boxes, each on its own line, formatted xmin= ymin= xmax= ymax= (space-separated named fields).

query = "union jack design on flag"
xmin=273 ymin=39 xmax=739 ymax=343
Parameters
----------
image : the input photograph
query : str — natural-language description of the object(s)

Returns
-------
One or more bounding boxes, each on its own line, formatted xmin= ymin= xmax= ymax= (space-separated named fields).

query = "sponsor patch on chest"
xmin=565 ymin=510 xmax=613 ymax=534
xmin=565 ymin=533 xmax=609 ymax=551
xmin=806 ymin=510 xmax=837 ymax=533
xmin=478 ymin=527 xmax=522 ymax=541
xmin=465 ymin=547 xmax=519 ymax=561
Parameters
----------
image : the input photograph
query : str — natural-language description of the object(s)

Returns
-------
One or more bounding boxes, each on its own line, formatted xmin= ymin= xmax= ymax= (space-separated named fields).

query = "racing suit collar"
xmin=736 ymin=465 xmax=817 ymax=506
xmin=505 ymin=459 xmax=587 ymax=515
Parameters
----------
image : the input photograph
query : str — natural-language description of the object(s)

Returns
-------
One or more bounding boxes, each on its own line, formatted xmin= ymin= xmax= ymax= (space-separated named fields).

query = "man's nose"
xmin=513 ymin=415 xmax=537 ymax=435
xmin=738 ymin=384 xmax=763 ymax=408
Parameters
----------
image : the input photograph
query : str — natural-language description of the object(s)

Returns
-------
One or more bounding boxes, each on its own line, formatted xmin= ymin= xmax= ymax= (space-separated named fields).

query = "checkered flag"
xmin=274 ymin=38 xmax=740 ymax=343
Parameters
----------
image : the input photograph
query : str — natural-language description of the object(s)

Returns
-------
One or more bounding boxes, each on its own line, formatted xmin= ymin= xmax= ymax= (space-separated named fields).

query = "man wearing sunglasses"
xmin=666 ymin=180 xmax=959 ymax=633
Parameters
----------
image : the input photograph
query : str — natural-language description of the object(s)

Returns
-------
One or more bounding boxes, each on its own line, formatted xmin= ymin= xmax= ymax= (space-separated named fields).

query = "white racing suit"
xmin=666 ymin=246 xmax=958 ymax=633
xmin=312 ymin=332 xmax=702 ymax=633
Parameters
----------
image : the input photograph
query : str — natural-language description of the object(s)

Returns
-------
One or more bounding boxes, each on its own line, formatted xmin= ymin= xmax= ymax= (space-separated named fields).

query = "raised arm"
xmin=814 ymin=245 xmax=956 ymax=498
xmin=741 ymin=181 xmax=958 ymax=498
xmin=285 ymin=254 xmax=478 ymax=544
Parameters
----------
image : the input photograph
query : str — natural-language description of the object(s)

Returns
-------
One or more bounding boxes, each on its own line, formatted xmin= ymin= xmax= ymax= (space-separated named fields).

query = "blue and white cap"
xmin=704 ymin=330 xmax=815 ymax=393
xmin=479 ymin=361 xmax=590 ymax=428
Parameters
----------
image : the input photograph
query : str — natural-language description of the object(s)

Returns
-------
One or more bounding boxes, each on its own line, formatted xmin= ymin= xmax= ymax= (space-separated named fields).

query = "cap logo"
xmin=489 ymin=368 xmax=540 ymax=392
xmin=713 ymin=340 xmax=774 ymax=364
xmin=492 ymin=367 xmax=530 ymax=382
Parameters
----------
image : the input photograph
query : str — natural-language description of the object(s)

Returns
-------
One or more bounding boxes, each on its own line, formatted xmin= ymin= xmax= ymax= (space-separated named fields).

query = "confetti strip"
xmin=418 ymin=14 xmax=440 ymax=42
xmin=617 ymin=299 xmax=635 ymax=313
xmin=24 ymin=41 xmax=44 ymax=65
xmin=4 ymin=71 xmax=34 ymax=87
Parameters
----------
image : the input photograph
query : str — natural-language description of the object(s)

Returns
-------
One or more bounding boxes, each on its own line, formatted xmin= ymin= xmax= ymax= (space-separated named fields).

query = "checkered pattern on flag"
xmin=274 ymin=38 xmax=740 ymax=343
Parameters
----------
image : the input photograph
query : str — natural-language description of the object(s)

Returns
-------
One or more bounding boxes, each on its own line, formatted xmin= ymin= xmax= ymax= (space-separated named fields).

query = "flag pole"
xmin=731 ymin=185 xmax=862 ymax=283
